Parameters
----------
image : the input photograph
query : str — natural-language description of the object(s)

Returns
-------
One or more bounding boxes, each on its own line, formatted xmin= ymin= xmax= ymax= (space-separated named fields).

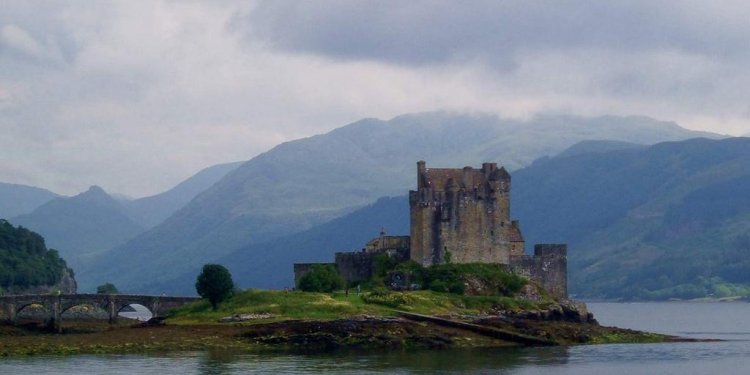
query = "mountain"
xmin=156 ymin=137 xmax=750 ymax=300
xmin=79 ymin=112 xmax=722 ymax=292
xmin=123 ymin=161 xmax=243 ymax=228
xmin=11 ymin=186 xmax=145 ymax=269
xmin=0 ymin=219 xmax=77 ymax=294
xmin=511 ymin=137 xmax=750 ymax=299
xmin=553 ymin=140 xmax=644 ymax=158
xmin=0 ymin=182 xmax=60 ymax=219
xmin=142 ymin=196 xmax=410 ymax=294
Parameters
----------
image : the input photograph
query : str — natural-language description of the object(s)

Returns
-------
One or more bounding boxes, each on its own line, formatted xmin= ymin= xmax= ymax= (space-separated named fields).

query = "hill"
xmin=122 ymin=161 xmax=242 ymax=228
xmin=140 ymin=196 xmax=410 ymax=294
xmin=0 ymin=183 xmax=60 ymax=219
xmin=160 ymin=137 xmax=750 ymax=300
xmin=11 ymin=186 xmax=145 ymax=269
xmin=79 ymin=112 xmax=720 ymax=292
xmin=512 ymin=137 xmax=750 ymax=299
xmin=0 ymin=219 xmax=76 ymax=294
xmin=554 ymin=140 xmax=644 ymax=158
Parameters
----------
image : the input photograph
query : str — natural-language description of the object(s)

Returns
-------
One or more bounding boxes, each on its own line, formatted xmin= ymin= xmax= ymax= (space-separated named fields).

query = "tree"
xmin=195 ymin=264 xmax=234 ymax=310
xmin=96 ymin=282 xmax=119 ymax=294
xmin=297 ymin=264 xmax=345 ymax=292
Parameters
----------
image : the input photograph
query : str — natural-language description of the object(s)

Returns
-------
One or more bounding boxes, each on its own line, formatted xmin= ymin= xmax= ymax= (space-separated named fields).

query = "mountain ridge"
xmin=78 ymin=112 xmax=723 ymax=292
xmin=0 ymin=182 xmax=61 ymax=219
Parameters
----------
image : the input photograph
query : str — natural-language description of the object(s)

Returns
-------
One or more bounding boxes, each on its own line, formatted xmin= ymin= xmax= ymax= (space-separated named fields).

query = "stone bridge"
xmin=0 ymin=294 xmax=200 ymax=332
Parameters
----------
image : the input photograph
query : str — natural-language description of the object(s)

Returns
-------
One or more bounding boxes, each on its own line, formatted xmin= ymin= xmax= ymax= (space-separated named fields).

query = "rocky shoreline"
xmin=0 ymin=309 xmax=690 ymax=357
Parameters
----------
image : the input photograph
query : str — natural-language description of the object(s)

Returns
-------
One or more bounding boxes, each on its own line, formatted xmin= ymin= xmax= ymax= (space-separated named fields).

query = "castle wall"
xmin=510 ymin=244 xmax=568 ymax=300
xmin=335 ymin=252 xmax=375 ymax=284
xmin=409 ymin=161 xmax=519 ymax=266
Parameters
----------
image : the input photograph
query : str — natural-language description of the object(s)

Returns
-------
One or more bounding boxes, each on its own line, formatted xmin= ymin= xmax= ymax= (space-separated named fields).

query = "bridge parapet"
xmin=0 ymin=294 xmax=200 ymax=332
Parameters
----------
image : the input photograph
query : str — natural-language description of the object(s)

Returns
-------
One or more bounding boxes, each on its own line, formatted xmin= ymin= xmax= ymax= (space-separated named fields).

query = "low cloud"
xmin=0 ymin=1 xmax=748 ymax=196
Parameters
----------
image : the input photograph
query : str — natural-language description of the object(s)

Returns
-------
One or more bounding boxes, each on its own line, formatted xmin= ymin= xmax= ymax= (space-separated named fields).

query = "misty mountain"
xmin=11 ymin=186 xmax=145 ymax=268
xmin=140 ymin=196 xmax=410 ymax=294
xmin=78 ymin=112 xmax=721 ymax=292
xmin=512 ymin=137 xmax=750 ymax=299
xmin=0 ymin=182 xmax=60 ymax=219
xmin=122 ymin=161 xmax=243 ymax=228
xmin=148 ymin=137 xmax=750 ymax=299
xmin=553 ymin=140 xmax=644 ymax=158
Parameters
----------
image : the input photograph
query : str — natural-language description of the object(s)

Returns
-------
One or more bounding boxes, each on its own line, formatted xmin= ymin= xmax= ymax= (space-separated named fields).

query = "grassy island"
xmin=0 ymin=287 xmax=681 ymax=357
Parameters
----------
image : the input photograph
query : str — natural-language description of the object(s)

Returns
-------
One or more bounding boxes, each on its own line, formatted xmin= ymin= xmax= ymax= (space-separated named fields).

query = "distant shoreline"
xmin=582 ymin=297 xmax=748 ymax=303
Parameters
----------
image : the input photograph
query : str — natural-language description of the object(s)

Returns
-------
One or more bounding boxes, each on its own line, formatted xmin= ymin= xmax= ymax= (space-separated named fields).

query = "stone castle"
xmin=294 ymin=161 xmax=568 ymax=299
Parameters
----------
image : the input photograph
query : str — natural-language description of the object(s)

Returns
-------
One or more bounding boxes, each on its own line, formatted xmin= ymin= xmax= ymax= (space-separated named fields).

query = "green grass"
xmin=169 ymin=289 xmax=395 ymax=324
xmin=168 ymin=288 xmax=551 ymax=324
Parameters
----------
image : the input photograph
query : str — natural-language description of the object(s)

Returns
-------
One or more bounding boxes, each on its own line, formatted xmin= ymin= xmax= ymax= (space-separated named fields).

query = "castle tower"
xmin=409 ymin=160 xmax=523 ymax=266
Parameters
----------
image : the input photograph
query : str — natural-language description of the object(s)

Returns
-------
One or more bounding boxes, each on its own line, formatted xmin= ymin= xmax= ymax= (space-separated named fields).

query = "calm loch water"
xmin=3 ymin=302 xmax=750 ymax=375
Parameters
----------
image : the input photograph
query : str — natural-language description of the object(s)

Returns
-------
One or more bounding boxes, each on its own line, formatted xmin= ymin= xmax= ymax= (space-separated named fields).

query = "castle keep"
xmin=294 ymin=161 xmax=568 ymax=299
xmin=410 ymin=161 xmax=524 ymax=266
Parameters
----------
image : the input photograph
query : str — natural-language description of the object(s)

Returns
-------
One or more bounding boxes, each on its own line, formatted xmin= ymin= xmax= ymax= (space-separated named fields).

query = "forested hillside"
xmin=0 ymin=219 xmax=75 ymax=294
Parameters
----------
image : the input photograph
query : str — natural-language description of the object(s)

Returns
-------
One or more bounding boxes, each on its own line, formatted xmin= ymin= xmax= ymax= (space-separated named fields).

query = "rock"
xmin=219 ymin=313 xmax=274 ymax=323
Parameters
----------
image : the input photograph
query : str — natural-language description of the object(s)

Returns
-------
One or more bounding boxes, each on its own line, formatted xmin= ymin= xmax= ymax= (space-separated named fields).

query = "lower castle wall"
xmin=510 ymin=244 xmax=567 ymax=300
xmin=335 ymin=252 xmax=376 ymax=284
xmin=295 ymin=244 xmax=568 ymax=300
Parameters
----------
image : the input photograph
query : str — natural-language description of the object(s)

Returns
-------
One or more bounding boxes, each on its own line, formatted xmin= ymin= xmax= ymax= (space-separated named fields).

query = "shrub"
xmin=361 ymin=289 xmax=415 ymax=308
xmin=297 ymin=264 xmax=345 ymax=293
xmin=96 ymin=282 xmax=119 ymax=294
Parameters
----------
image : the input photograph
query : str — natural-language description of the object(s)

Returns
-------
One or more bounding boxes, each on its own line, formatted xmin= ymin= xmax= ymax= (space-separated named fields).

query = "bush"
xmin=297 ymin=264 xmax=345 ymax=293
xmin=361 ymin=289 xmax=415 ymax=308
xmin=195 ymin=264 xmax=235 ymax=310
xmin=422 ymin=263 xmax=526 ymax=296
xmin=96 ymin=282 xmax=119 ymax=294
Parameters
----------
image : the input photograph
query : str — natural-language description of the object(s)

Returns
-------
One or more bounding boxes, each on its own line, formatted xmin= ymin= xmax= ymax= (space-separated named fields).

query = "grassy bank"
xmin=168 ymin=289 xmax=551 ymax=324
xmin=0 ymin=289 xmax=680 ymax=356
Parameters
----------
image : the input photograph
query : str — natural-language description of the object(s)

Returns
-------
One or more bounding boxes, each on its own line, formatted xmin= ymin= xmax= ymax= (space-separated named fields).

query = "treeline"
xmin=0 ymin=219 xmax=72 ymax=289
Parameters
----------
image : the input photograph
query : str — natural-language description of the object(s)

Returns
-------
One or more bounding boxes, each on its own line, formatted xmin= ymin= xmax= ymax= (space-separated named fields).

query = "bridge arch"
xmin=116 ymin=303 xmax=154 ymax=321
xmin=15 ymin=301 xmax=48 ymax=316
xmin=59 ymin=302 xmax=107 ymax=317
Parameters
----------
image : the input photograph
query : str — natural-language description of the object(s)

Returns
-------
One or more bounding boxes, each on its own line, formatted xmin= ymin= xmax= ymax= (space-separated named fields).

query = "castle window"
xmin=491 ymin=230 xmax=494 ymax=236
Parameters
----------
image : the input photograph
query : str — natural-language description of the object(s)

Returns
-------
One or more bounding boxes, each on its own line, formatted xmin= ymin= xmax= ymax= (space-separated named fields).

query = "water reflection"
xmin=3 ymin=303 xmax=750 ymax=375
xmin=189 ymin=347 xmax=572 ymax=375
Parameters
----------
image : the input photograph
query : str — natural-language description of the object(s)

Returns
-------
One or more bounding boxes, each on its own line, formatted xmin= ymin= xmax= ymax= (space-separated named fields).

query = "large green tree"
xmin=195 ymin=264 xmax=234 ymax=310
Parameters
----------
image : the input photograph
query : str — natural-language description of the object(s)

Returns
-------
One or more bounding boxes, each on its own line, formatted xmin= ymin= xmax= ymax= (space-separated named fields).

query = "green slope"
xmin=513 ymin=137 xmax=750 ymax=299
xmin=0 ymin=219 xmax=74 ymax=293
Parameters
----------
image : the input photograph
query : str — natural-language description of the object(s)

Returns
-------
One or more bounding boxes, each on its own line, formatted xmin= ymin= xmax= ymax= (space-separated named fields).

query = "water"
xmin=2 ymin=302 xmax=750 ymax=374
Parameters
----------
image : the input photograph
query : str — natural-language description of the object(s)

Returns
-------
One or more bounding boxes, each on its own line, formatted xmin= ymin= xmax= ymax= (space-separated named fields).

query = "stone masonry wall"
xmin=410 ymin=161 xmax=520 ymax=266
xmin=510 ymin=244 xmax=568 ymax=300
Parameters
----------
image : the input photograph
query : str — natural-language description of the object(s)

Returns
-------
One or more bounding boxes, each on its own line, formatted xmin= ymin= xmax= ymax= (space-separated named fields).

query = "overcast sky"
xmin=2 ymin=1 xmax=749 ymax=197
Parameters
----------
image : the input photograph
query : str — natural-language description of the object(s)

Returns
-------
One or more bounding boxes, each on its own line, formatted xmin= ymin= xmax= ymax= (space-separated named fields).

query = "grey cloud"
xmin=1 ymin=1 xmax=749 ymax=197
xmin=238 ymin=0 xmax=750 ymax=67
